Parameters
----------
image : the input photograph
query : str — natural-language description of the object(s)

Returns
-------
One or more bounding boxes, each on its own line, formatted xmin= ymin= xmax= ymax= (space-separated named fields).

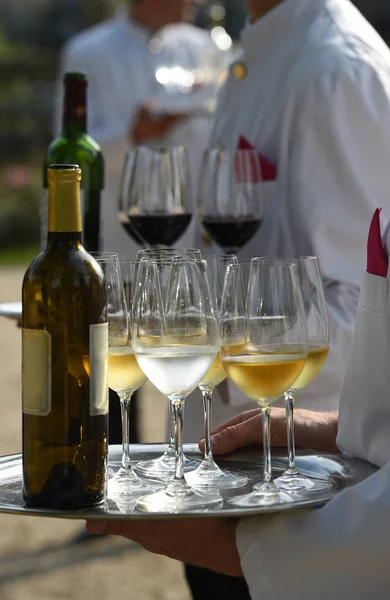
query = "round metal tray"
xmin=0 ymin=444 xmax=376 ymax=520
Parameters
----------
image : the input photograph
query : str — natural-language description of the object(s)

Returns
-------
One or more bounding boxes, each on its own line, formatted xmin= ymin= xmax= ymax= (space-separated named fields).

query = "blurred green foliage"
xmin=0 ymin=165 xmax=40 ymax=249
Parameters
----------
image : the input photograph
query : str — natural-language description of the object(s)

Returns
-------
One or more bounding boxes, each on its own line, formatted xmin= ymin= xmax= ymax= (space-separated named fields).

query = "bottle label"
xmin=22 ymin=329 xmax=52 ymax=416
xmin=89 ymin=323 xmax=109 ymax=416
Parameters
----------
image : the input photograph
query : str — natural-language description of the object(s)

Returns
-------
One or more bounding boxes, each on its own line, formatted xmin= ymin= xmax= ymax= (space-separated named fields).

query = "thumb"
xmin=210 ymin=414 xmax=263 ymax=456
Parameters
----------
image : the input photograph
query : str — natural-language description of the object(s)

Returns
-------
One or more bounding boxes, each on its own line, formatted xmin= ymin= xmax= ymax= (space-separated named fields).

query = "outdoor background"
xmin=0 ymin=1 xmax=389 ymax=598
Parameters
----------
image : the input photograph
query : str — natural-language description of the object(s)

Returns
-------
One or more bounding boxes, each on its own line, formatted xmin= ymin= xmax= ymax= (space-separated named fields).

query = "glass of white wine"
xmin=185 ymin=255 xmax=248 ymax=490
xmin=96 ymin=255 xmax=162 ymax=498
xmin=134 ymin=248 xmax=201 ymax=481
xmin=132 ymin=256 xmax=222 ymax=512
xmin=220 ymin=259 xmax=308 ymax=507
xmin=275 ymin=256 xmax=331 ymax=492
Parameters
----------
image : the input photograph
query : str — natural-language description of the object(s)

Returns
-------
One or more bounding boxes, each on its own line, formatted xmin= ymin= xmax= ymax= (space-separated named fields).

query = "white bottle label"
xmin=22 ymin=329 xmax=52 ymax=416
xmin=89 ymin=323 xmax=109 ymax=416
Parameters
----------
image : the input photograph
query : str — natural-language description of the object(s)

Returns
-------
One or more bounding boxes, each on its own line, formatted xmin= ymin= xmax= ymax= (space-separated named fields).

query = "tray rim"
xmin=0 ymin=444 xmax=377 ymax=521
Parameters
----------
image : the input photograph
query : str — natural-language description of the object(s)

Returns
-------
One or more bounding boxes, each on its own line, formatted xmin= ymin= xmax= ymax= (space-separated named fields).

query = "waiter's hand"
xmin=85 ymin=517 xmax=242 ymax=577
xmin=201 ymin=407 xmax=339 ymax=456
xmin=131 ymin=104 xmax=186 ymax=144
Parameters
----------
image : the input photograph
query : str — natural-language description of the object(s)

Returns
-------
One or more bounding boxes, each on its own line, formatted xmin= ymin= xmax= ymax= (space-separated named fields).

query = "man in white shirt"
xmin=55 ymin=0 xmax=221 ymax=260
xmin=183 ymin=0 xmax=390 ymax=442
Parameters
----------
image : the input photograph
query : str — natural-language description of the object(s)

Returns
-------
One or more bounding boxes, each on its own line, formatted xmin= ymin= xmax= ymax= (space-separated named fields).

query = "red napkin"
xmin=367 ymin=208 xmax=388 ymax=277
xmin=237 ymin=135 xmax=277 ymax=182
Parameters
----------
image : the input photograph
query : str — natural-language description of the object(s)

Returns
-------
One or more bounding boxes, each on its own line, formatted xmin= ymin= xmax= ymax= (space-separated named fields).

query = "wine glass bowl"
xmin=120 ymin=147 xmax=193 ymax=248
xmin=198 ymin=149 xmax=265 ymax=254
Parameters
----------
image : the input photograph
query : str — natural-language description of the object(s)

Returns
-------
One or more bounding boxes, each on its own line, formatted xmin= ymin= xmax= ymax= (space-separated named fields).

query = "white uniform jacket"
xmin=55 ymin=12 xmax=221 ymax=259
xmin=186 ymin=0 xmax=390 ymax=437
xmin=231 ymin=2 xmax=390 ymax=598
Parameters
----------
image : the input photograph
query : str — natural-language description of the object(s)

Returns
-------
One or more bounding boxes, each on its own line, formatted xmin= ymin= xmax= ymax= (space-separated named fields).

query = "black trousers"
xmin=184 ymin=564 xmax=251 ymax=600
xmin=109 ymin=388 xmax=140 ymax=444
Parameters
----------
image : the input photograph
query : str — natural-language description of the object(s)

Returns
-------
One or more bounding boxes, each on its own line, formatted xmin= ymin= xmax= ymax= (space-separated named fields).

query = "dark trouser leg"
xmin=184 ymin=564 xmax=251 ymax=600
xmin=109 ymin=388 xmax=140 ymax=444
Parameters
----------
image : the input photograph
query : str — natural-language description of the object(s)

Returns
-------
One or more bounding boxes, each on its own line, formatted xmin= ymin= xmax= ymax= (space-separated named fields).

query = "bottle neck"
xmin=62 ymin=79 xmax=87 ymax=138
xmin=47 ymin=177 xmax=82 ymax=247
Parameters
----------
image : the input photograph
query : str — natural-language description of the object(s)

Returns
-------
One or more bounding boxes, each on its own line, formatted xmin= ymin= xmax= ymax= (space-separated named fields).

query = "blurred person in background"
xmin=54 ymin=0 xmax=228 ymax=261
xmin=185 ymin=0 xmax=390 ymax=439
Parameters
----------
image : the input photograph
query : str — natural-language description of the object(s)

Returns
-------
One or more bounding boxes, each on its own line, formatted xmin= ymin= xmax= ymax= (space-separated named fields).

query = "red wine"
xmin=202 ymin=217 xmax=262 ymax=252
xmin=119 ymin=212 xmax=145 ymax=245
xmin=128 ymin=213 xmax=192 ymax=247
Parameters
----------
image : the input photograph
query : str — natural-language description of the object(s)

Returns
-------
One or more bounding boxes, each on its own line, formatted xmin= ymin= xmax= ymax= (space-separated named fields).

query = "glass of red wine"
xmin=198 ymin=149 xmax=265 ymax=254
xmin=119 ymin=147 xmax=193 ymax=248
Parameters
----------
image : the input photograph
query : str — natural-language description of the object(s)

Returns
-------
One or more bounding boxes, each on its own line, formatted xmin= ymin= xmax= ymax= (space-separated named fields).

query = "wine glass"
xmin=121 ymin=147 xmax=193 ymax=248
xmin=185 ymin=254 xmax=248 ymax=490
xmin=134 ymin=248 xmax=202 ymax=480
xmin=198 ymin=149 xmax=265 ymax=254
xmin=275 ymin=256 xmax=331 ymax=492
xmin=132 ymin=256 xmax=222 ymax=512
xmin=118 ymin=152 xmax=145 ymax=246
xmin=95 ymin=255 xmax=162 ymax=498
xmin=220 ymin=259 xmax=308 ymax=507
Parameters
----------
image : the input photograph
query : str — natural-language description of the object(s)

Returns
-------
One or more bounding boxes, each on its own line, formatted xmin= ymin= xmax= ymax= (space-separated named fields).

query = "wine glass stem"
xmin=284 ymin=390 xmax=299 ymax=475
xmin=261 ymin=405 xmax=272 ymax=484
xmin=171 ymin=398 xmax=186 ymax=483
xmin=168 ymin=400 xmax=175 ymax=448
xmin=119 ymin=392 xmax=134 ymax=471
xmin=201 ymin=386 xmax=214 ymax=462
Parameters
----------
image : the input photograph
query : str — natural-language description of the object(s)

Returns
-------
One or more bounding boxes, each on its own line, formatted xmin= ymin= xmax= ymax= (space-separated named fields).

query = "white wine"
xmin=222 ymin=353 xmax=306 ymax=405
xmin=292 ymin=344 xmax=329 ymax=390
xmin=199 ymin=354 xmax=227 ymax=388
xmin=108 ymin=346 xmax=147 ymax=394
xmin=22 ymin=165 xmax=108 ymax=509
xmin=135 ymin=346 xmax=217 ymax=398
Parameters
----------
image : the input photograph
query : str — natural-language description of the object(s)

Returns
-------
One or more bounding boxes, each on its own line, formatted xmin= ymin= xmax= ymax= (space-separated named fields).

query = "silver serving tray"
xmin=0 ymin=444 xmax=376 ymax=520
xmin=0 ymin=302 xmax=22 ymax=321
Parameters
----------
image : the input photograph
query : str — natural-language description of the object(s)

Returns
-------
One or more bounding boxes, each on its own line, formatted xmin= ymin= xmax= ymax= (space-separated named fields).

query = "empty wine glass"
xmin=275 ymin=256 xmax=331 ymax=492
xmin=134 ymin=248 xmax=202 ymax=480
xmin=132 ymin=256 xmax=222 ymax=512
xmin=121 ymin=147 xmax=193 ymax=248
xmin=185 ymin=254 xmax=248 ymax=490
xmin=220 ymin=259 xmax=308 ymax=507
xmin=198 ymin=149 xmax=265 ymax=254
xmin=96 ymin=255 xmax=162 ymax=498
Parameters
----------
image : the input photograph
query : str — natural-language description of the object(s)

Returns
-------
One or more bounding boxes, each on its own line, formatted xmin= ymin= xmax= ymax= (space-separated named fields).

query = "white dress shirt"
xmin=55 ymin=12 xmax=221 ymax=259
xmin=232 ymin=2 xmax=390 ymax=597
xmin=184 ymin=0 xmax=390 ymax=440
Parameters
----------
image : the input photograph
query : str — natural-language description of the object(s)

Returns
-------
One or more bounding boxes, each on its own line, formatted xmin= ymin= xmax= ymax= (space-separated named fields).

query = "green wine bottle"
xmin=41 ymin=72 xmax=104 ymax=251
xmin=23 ymin=165 xmax=108 ymax=509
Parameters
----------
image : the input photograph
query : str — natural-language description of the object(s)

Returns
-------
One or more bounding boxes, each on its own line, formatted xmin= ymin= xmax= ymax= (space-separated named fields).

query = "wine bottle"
xmin=41 ymin=72 xmax=104 ymax=251
xmin=22 ymin=165 xmax=108 ymax=509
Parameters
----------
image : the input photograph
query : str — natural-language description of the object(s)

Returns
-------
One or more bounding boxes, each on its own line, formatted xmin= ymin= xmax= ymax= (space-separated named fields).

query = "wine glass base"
xmin=109 ymin=467 xmax=164 ymax=498
xmin=185 ymin=461 xmax=248 ymax=490
xmin=274 ymin=473 xmax=334 ymax=493
xmin=136 ymin=486 xmax=223 ymax=513
xmin=134 ymin=452 xmax=199 ymax=480
xmin=228 ymin=483 xmax=293 ymax=508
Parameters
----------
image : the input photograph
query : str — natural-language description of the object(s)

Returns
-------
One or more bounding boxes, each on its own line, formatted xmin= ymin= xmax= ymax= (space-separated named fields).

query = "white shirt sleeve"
xmin=237 ymin=459 xmax=390 ymax=600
